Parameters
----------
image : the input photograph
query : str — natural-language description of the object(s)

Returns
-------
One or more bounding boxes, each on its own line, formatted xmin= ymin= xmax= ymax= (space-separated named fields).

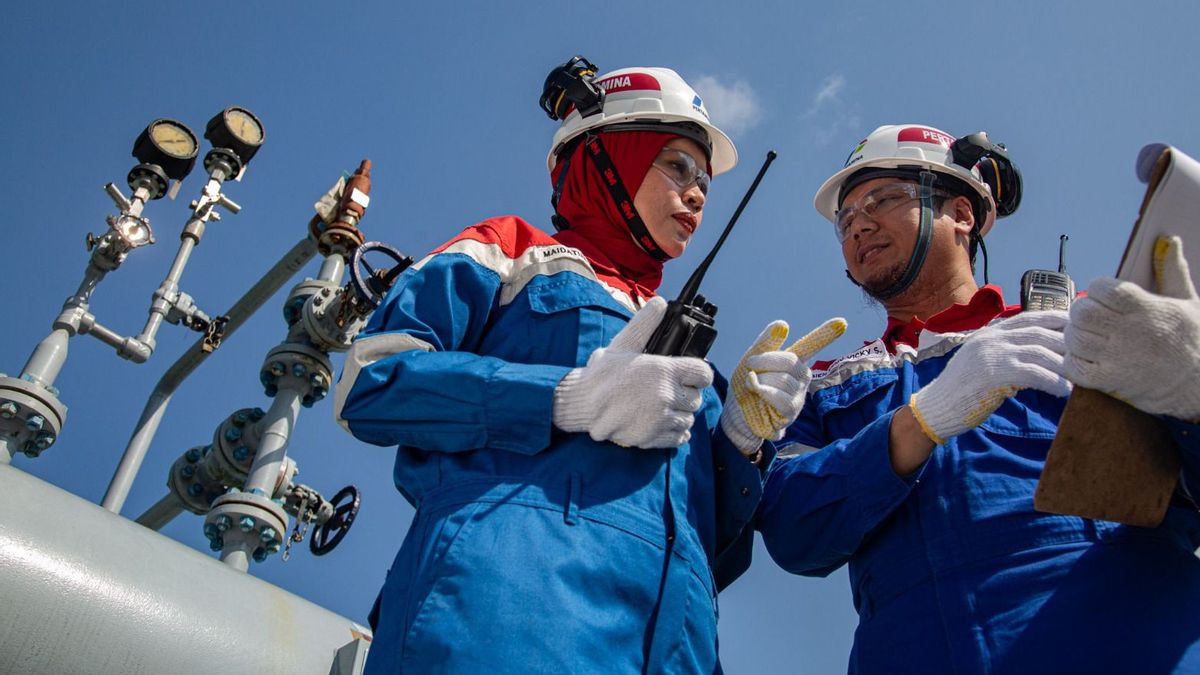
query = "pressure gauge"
xmin=132 ymin=119 xmax=199 ymax=180
xmin=204 ymin=106 xmax=265 ymax=165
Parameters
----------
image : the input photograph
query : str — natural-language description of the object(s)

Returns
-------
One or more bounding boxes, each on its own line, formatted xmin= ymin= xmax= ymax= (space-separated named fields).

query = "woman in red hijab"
xmin=336 ymin=64 xmax=818 ymax=674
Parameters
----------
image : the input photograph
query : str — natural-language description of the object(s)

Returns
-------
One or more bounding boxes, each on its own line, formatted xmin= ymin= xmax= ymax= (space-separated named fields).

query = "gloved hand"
xmin=553 ymin=296 xmax=714 ymax=448
xmin=909 ymin=311 xmax=1072 ymax=445
xmin=720 ymin=317 xmax=847 ymax=454
xmin=1064 ymin=235 xmax=1200 ymax=421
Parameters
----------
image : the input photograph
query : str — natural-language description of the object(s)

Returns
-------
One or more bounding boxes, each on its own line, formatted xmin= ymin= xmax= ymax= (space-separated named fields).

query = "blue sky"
xmin=3 ymin=2 xmax=1198 ymax=672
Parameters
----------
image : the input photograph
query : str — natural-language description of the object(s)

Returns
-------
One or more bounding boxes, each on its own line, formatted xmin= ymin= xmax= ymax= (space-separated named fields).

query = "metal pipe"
xmin=219 ymin=545 xmax=251 ymax=572
xmin=1 ymin=465 xmax=371 ymax=675
xmin=102 ymin=236 xmax=318 ymax=513
xmin=137 ymin=236 xmax=198 ymax=348
xmin=80 ymin=321 xmax=152 ymax=363
xmin=318 ymin=254 xmax=345 ymax=283
xmin=133 ymin=493 xmax=184 ymax=530
xmin=243 ymin=390 xmax=303 ymax=496
xmin=19 ymin=329 xmax=70 ymax=388
xmin=71 ymin=265 xmax=106 ymax=306
xmin=1 ymin=437 xmax=17 ymax=466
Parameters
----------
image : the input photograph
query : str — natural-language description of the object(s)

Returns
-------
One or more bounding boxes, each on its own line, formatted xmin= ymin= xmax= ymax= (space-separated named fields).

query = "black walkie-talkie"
xmin=1021 ymin=234 xmax=1075 ymax=311
xmin=644 ymin=151 xmax=777 ymax=357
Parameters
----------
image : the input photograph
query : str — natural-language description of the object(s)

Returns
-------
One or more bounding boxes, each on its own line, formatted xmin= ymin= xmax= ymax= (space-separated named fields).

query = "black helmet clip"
xmin=950 ymin=131 xmax=1023 ymax=217
xmin=540 ymin=55 xmax=605 ymax=121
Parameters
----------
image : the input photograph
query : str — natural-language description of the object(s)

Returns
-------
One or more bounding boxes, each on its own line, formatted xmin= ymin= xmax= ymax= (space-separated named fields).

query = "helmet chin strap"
xmin=870 ymin=170 xmax=937 ymax=301
xmin=973 ymin=230 xmax=990 ymax=285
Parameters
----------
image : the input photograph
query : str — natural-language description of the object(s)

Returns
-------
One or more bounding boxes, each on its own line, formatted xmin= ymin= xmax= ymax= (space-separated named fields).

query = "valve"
xmin=310 ymin=485 xmax=360 ymax=556
xmin=348 ymin=241 xmax=413 ymax=312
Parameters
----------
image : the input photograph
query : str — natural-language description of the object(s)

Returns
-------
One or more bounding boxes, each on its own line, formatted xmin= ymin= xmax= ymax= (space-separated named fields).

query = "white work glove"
xmin=1064 ymin=235 xmax=1200 ymax=421
xmin=553 ymin=296 xmax=714 ymax=449
xmin=720 ymin=318 xmax=847 ymax=455
xmin=909 ymin=311 xmax=1073 ymax=445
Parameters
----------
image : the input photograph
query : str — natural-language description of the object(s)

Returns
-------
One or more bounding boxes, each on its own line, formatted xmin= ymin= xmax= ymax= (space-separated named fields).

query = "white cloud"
xmin=692 ymin=75 xmax=763 ymax=135
xmin=801 ymin=74 xmax=860 ymax=146
xmin=806 ymin=74 xmax=846 ymax=117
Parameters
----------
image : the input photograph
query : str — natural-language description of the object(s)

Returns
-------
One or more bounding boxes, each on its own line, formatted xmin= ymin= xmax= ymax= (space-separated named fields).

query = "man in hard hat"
xmin=756 ymin=124 xmax=1200 ymax=673
xmin=335 ymin=58 xmax=840 ymax=674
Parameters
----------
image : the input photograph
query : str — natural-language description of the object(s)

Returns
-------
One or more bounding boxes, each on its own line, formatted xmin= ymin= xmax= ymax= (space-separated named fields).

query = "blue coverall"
xmin=336 ymin=216 xmax=766 ymax=674
xmin=758 ymin=286 xmax=1200 ymax=674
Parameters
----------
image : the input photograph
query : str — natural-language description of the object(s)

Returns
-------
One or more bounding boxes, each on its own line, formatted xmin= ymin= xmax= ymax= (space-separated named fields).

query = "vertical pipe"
xmin=219 ymin=546 xmax=251 ymax=572
xmin=317 ymin=255 xmax=345 ymax=283
xmin=19 ymin=330 xmax=70 ymax=388
xmin=243 ymin=390 xmax=303 ymax=495
xmin=138 ymin=236 xmax=199 ymax=347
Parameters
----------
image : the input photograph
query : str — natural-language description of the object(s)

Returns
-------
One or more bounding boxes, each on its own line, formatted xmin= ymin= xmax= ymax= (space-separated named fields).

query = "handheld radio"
xmin=1021 ymin=234 xmax=1075 ymax=311
xmin=644 ymin=151 xmax=778 ymax=357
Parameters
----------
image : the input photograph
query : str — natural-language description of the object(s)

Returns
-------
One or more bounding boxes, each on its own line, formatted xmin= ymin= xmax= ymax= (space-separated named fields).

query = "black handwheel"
xmin=349 ymin=242 xmax=413 ymax=310
xmin=310 ymin=485 xmax=361 ymax=556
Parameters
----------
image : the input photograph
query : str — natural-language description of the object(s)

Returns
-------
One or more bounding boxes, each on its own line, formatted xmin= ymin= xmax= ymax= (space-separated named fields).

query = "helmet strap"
xmin=973 ymin=228 xmax=990 ymax=285
xmin=580 ymin=132 xmax=671 ymax=261
xmin=873 ymin=170 xmax=936 ymax=300
xmin=550 ymin=144 xmax=575 ymax=231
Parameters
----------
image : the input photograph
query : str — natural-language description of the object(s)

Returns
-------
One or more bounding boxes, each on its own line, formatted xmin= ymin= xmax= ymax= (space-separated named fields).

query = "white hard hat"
xmin=546 ymin=67 xmax=738 ymax=176
xmin=813 ymin=124 xmax=997 ymax=236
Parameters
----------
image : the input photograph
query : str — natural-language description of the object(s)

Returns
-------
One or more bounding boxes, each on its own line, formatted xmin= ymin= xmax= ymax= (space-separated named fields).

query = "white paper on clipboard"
xmin=1117 ymin=144 xmax=1200 ymax=289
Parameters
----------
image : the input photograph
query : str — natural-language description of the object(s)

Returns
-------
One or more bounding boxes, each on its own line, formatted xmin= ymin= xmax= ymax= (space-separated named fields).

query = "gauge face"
xmin=148 ymin=120 xmax=198 ymax=159
xmin=225 ymin=107 xmax=264 ymax=146
xmin=132 ymin=118 xmax=199 ymax=183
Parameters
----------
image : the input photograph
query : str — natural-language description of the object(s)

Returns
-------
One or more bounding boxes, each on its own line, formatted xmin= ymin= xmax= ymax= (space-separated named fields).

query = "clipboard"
xmin=1034 ymin=144 xmax=1199 ymax=527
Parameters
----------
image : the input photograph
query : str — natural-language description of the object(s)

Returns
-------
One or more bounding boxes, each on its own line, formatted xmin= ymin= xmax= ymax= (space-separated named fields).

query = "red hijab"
xmin=550 ymin=130 xmax=677 ymax=301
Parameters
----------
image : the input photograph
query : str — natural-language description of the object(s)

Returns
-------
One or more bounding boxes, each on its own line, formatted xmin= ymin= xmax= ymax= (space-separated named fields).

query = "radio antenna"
xmin=677 ymin=150 xmax=777 ymax=303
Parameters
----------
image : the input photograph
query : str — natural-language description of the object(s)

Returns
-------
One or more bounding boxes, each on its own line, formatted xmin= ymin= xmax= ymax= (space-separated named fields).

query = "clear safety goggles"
xmin=834 ymin=183 xmax=951 ymax=242
xmin=651 ymin=148 xmax=711 ymax=196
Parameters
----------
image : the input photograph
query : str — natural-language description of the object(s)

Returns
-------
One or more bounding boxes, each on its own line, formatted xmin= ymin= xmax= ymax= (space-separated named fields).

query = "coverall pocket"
xmin=811 ymin=371 xmax=899 ymax=441
xmin=400 ymin=500 xmax=702 ymax=674
xmin=525 ymin=276 xmax=633 ymax=367
xmin=976 ymin=388 xmax=1062 ymax=439
xmin=397 ymin=501 xmax=489 ymax=665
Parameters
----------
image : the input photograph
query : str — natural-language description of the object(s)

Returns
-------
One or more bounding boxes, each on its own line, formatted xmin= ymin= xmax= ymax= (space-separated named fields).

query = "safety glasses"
xmin=834 ymin=183 xmax=951 ymax=242
xmin=651 ymin=148 xmax=711 ymax=196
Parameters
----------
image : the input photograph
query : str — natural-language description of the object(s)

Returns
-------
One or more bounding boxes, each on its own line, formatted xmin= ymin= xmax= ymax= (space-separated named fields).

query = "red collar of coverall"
xmin=550 ymin=130 xmax=680 ymax=302
xmin=879 ymin=284 xmax=1021 ymax=353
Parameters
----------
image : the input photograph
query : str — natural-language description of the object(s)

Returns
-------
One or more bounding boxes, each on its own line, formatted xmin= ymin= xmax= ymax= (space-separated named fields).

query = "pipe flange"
xmin=205 ymin=490 xmax=288 ymax=560
xmin=259 ymin=343 xmax=333 ymax=408
xmin=282 ymin=279 xmax=335 ymax=327
xmin=211 ymin=407 xmax=267 ymax=481
xmin=167 ymin=444 xmax=224 ymax=514
xmin=302 ymin=286 xmax=364 ymax=353
xmin=0 ymin=375 xmax=68 ymax=458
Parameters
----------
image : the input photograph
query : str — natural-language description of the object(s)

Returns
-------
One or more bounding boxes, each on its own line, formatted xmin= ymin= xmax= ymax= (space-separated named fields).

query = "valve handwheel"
xmin=349 ymin=242 xmax=413 ymax=311
xmin=310 ymin=485 xmax=361 ymax=556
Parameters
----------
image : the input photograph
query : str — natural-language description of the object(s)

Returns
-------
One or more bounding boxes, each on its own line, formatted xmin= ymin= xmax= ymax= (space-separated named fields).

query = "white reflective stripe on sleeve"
xmin=776 ymin=442 xmax=821 ymax=459
xmin=333 ymin=332 xmax=436 ymax=433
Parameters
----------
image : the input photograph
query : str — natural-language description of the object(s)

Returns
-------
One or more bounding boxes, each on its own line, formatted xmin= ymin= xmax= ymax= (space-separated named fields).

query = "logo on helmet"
xmin=596 ymin=73 xmax=661 ymax=95
xmin=897 ymin=127 xmax=953 ymax=147
xmin=844 ymin=139 xmax=868 ymax=167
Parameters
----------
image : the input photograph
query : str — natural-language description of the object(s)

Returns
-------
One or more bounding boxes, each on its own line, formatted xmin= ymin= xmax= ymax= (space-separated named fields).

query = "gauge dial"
xmin=224 ymin=107 xmax=264 ymax=146
xmin=204 ymin=106 xmax=265 ymax=167
xmin=148 ymin=119 xmax=199 ymax=159
xmin=132 ymin=118 xmax=199 ymax=183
